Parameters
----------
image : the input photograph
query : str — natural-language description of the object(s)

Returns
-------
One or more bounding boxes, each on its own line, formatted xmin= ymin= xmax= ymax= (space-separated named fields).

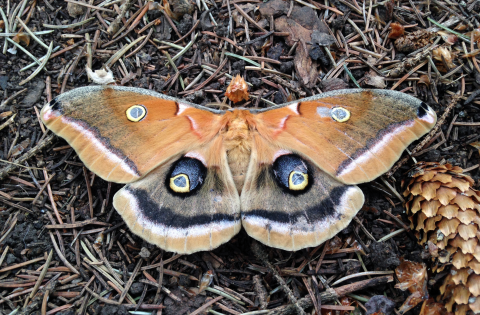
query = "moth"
xmin=41 ymin=86 xmax=437 ymax=254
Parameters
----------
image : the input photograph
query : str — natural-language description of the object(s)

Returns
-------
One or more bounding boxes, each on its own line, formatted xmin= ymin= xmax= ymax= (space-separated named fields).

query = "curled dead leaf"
xmin=418 ymin=74 xmax=431 ymax=86
xmin=225 ymin=75 xmax=249 ymax=103
xmin=437 ymin=31 xmax=458 ymax=45
xmin=12 ymin=33 xmax=30 ymax=46
xmin=0 ymin=20 xmax=4 ymax=30
xmin=469 ymin=141 xmax=480 ymax=156
xmin=364 ymin=71 xmax=386 ymax=89
xmin=388 ymin=23 xmax=405 ymax=39
xmin=198 ymin=270 xmax=214 ymax=293
xmin=162 ymin=0 xmax=176 ymax=19
xmin=86 ymin=66 xmax=115 ymax=85
xmin=433 ymin=46 xmax=456 ymax=69
xmin=454 ymin=23 xmax=469 ymax=31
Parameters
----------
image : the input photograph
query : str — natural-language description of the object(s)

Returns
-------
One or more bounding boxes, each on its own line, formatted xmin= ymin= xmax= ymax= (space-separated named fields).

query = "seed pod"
xmin=403 ymin=162 xmax=480 ymax=315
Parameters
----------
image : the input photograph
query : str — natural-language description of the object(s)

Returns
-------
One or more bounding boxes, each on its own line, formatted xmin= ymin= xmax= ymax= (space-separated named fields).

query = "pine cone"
xmin=403 ymin=162 xmax=480 ymax=315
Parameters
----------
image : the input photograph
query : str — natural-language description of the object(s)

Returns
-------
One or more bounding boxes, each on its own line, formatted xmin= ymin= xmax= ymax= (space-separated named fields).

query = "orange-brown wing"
xmin=252 ymin=89 xmax=436 ymax=185
xmin=41 ymin=86 xmax=224 ymax=183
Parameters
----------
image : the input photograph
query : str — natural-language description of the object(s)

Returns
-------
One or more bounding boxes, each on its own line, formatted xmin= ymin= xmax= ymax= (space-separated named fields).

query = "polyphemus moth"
xmin=40 ymin=86 xmax=437 ymax=254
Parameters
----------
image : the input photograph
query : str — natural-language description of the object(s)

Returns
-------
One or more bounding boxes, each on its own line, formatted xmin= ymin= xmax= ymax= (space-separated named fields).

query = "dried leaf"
xmin=86 ymin=66 xmax=115 ymax=85
xmin=198 ymin=270 xmax=213 ymax=293
xmin=12 ymin=32 xmax=30 ymax=46
xmin=418 ymin=74 xmax=431 ymax=86
xmin=0 ymin=20 xmax=4 ymax=30
xmin=437 ymin=31 xmax=458 ymax=45
xmin=363 ymin=71 xmax=386 ymax=89
xmin=225 ymin=75 xmax=249 ymax=103
xmin=469 ymin=141 xmax=480 ymax=156
xmin=454 ymin=23 xmax=469 ymax=31
xmin=432 ymin=46 xmax=456 ymax=70
xmin=163 ymin=0 xmax=176 ymax=19
xmin=388 ymin=23 xmax=405 ymax=39
xmin=274 ymin=10 xmax=321 ymax=87
xmin=395 ymin=259 xmax=428 ymax=294
xmin=120 ymin=71 xmax=137 ymax=85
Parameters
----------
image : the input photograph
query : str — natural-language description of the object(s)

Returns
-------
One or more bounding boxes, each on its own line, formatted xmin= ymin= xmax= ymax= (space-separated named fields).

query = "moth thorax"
xmin=223 ymin=116 xmax=252 ymax=194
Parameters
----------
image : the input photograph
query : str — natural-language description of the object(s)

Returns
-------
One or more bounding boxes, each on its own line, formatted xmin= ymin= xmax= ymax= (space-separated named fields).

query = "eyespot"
xmin=126 ymin=105 xmax=147 ymax=122
xmin=288 ymin=171 xmax=308 ymax=190
xmin=331 ymin=107 xmax=350 ymax=122
xmin=168 ymin=157 xmax=206 ymax=194
xmin=170 ymin=174 xmax=190 ymax=193
xmin=273 ymin=154 xmax=310 ymax=192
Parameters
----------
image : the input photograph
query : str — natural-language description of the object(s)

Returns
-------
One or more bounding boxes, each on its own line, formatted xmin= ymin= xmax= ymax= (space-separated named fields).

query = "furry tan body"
xmin=221 ymin=111 xmax=254 ymax=193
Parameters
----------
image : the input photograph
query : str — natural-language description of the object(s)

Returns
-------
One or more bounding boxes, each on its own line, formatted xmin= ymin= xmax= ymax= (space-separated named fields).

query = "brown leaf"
xmin=12 ymin=32 xmax=30 ymax=46
xmin=388 ymin=22 xmax=405 ymax=39
xmin=433 ymin=46 xmax=456 ymax=69
xmin=120 ymin=71 xmax=137 ymax=86
xmin=418 ymin=74 xmax=431 ymax=86
xmin=469 ymin=141 xmax=480 ymax=156
xmin=363 ymin=71 xmax=386 ymax=89
xmin=294 ymin=44 xmax=319 ymax=88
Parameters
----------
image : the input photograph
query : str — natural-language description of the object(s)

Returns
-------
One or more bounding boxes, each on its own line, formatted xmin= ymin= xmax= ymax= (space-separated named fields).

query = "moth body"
xmin=221 ymin=110 xmax=254 ymax=193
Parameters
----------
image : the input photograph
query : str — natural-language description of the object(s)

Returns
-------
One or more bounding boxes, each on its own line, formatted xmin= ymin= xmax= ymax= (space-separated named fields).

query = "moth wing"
xmin=113 ymin=139 xmax=241 ymax=254
xmin=241 ymin=135 xmax=364 ymax=251
xmin=253 ymin=89 xmax=436 ymax=185
xmin=41 ymin=86 xmax=223 ymax=183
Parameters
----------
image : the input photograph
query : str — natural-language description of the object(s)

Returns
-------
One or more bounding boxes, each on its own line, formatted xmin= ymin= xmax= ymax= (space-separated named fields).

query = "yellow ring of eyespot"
xmin=331 ymin=107 xmax=351 ymax=123
xmin=170 ymin=174 xmax=190 ymax=193
xmin=288 ymin=171 xmax=308 ymax=190
xmin=126 ymin=105 xmax=147 ymax=122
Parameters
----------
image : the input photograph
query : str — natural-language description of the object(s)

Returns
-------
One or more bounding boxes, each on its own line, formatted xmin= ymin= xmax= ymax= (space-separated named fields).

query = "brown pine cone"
xmin=403 ymin=162 xmax=480 ymax=315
